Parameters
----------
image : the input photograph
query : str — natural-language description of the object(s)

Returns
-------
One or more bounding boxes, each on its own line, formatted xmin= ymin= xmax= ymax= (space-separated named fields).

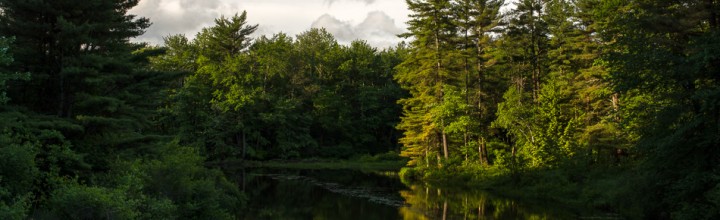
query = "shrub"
xmin=49 ymin=184 xmax=140 ymax=220
xmin=141 ymin=144 xmax=244 ymax=219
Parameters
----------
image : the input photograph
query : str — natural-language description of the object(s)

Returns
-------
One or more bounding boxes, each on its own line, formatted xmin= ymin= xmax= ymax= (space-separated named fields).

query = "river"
xmin=230 ymin=168 xmax=619 ymax=219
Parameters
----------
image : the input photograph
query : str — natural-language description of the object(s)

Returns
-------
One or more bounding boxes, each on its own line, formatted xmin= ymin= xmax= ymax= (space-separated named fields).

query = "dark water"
xmin=231 ymin=169 xmax=617 ymax=220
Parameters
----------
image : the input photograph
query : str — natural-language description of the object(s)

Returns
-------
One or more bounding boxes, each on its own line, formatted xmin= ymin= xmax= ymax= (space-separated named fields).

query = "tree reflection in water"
xmin=235 ymin=169 xmax=600 ymax=220
xmin=398 ymin=184 xmax=578 ymax=220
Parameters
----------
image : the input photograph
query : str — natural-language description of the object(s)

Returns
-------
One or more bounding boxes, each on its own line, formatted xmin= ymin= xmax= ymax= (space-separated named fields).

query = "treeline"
xmin=397 ymin=0 xmax=720 ymax=219
xmin=153 ymin=13 xmax=406 ymax=161
xmin=0 ymin=0 xmax=408 ymax=218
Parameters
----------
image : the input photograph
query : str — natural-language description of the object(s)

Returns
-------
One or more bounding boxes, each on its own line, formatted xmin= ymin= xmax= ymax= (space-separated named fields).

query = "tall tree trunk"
xmin=612 ymin=93 xmax=619 ymax=121
xmin=425 ymin=143 xmax=430 ymax=168
xmin=463 ymin=4 xmax=470 ymax=161
xmin=477 ymin=40 xmax=484 ymax=105
xmin=442 ymin=200 xmax=448 ymax=220
xmin=479 ymin=137 xmax=488 ymax=165
xmin=442 ymin=129 xmax=449 ymax=159
xmin=464 ymin=54 xmax=469 ymax=162
xmin=530 ymin=0 xmax=540 ymax=103
xmin=436 ymin=134 xmax=443 ymax=167
xmin=437 ymin=150 xmax=442 ymax=167
xmin=477 ymin=31 xmax=487 ymax=165
xmin=435 ymin=17 xmax=449 ymax=160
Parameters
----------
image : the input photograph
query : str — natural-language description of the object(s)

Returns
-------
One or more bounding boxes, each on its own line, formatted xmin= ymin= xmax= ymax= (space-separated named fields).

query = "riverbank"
xmin=215 ymin=154 xmax=634 ymax=218
xmin=399 ymin=164 xmax=637 ymax=219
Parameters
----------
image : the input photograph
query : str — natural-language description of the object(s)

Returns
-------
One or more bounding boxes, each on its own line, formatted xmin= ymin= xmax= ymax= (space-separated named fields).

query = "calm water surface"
xmin=231 ymin=169 xmax=616 ymax=220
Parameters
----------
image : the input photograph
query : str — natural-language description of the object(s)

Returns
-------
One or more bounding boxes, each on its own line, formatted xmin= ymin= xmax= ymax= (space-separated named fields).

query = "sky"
xmin=129 ymin=0 xmax=412 ymax=48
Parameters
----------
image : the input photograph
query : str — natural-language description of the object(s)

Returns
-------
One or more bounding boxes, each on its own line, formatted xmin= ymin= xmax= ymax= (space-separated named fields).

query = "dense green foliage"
xmin=1 ymin=0 xmax=718 ymax=218
xmin=153 ymin=14 xmax=407 ymax=160
xmin=0 ymin=0 xmax=244 ymax=218
xmin=397 ymin=0 xmax=720 ymax=219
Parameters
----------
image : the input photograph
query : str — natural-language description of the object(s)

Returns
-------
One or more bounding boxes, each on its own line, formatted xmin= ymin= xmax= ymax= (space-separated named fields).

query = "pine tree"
xmin=505 ymin=0 xmax=549 ymax=102
xmin=452 ymin=0 xmax=504 ymax=164
xmin=0 ymin=0 xmax=183 ymax=173
xmin=397 ymin=0 xmax=459 ymax=166
xmin=549 ymin=0 xmax=626 ymax=164
xmin=0 ymin=0 xmax=149 ymax=117
xmin=492 ymin=0 xmax=551 ymax=168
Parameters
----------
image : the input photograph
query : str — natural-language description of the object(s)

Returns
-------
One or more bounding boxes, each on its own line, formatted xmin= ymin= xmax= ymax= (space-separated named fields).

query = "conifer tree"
xmin=506 ymin=0 xmax=549 ymax=102
xmin=547 ymin=0 xmax=625 ymax=164
xmin=397 ymin=0 xmax=459 ymax=165
xmin=492 ymin=0 xmax=551 ymax=168
xmin=0 ymin=0 xmax=178 ymax=171
xmin=452 ymin=0 xmax=504 ymax=164
xmin=0 ymin=0 xmax=149 ymax=117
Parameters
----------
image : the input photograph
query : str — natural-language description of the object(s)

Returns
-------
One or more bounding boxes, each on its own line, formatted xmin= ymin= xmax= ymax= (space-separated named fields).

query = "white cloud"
xmin=324 ymin=0 xmax=376 ymax=5
xmin=311 ymin=14 xmax=356 ymax=41
xmin=130 ymin=0 xmax=226 ymax=45
xmin=129 ymin=0 xmax=410 ymax=48
xmin=311 ymin=11 xmax=404 ymax=48
xmin=356 ymin=11 xmax=404 ymax=45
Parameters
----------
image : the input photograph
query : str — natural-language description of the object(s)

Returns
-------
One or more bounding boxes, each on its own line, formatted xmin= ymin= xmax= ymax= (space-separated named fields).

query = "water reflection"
xmin=231 ymin=169 xmax=598 ymax=220
xmin=237 ymin=169 xmax=404 ymax=219
xmin=398 ymin=184 xmax=575 ymax=220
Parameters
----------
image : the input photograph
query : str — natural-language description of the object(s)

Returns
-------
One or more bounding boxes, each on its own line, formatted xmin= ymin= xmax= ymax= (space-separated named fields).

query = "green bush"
xmin=0 ymin=191 xmax=30 ymax=220
xmin=140 ymin=144 xmax=244 ymax=219
xmin=53 ymin=142 xmax=247 ymax=219
xmin=0 ymin=131 xmax=38 ymax=220
xmin=49 ymin=184 xmax=140 ymax=220
xmin=0 ymin=143 xmax=37 ymax=197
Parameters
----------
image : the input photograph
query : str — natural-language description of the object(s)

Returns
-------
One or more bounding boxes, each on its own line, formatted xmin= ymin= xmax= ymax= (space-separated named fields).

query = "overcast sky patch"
xmin=311 ymin=11 xmax=404 ymax=48
xmin=324 ymin=0 xmax=376 ymax=6
xmin=129 ymin=0 xmax=409 ymax=48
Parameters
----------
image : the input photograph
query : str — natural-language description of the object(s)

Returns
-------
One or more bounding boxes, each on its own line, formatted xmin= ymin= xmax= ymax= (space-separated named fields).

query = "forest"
xmin=0 ymin=0 xmax=718 ymax=219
